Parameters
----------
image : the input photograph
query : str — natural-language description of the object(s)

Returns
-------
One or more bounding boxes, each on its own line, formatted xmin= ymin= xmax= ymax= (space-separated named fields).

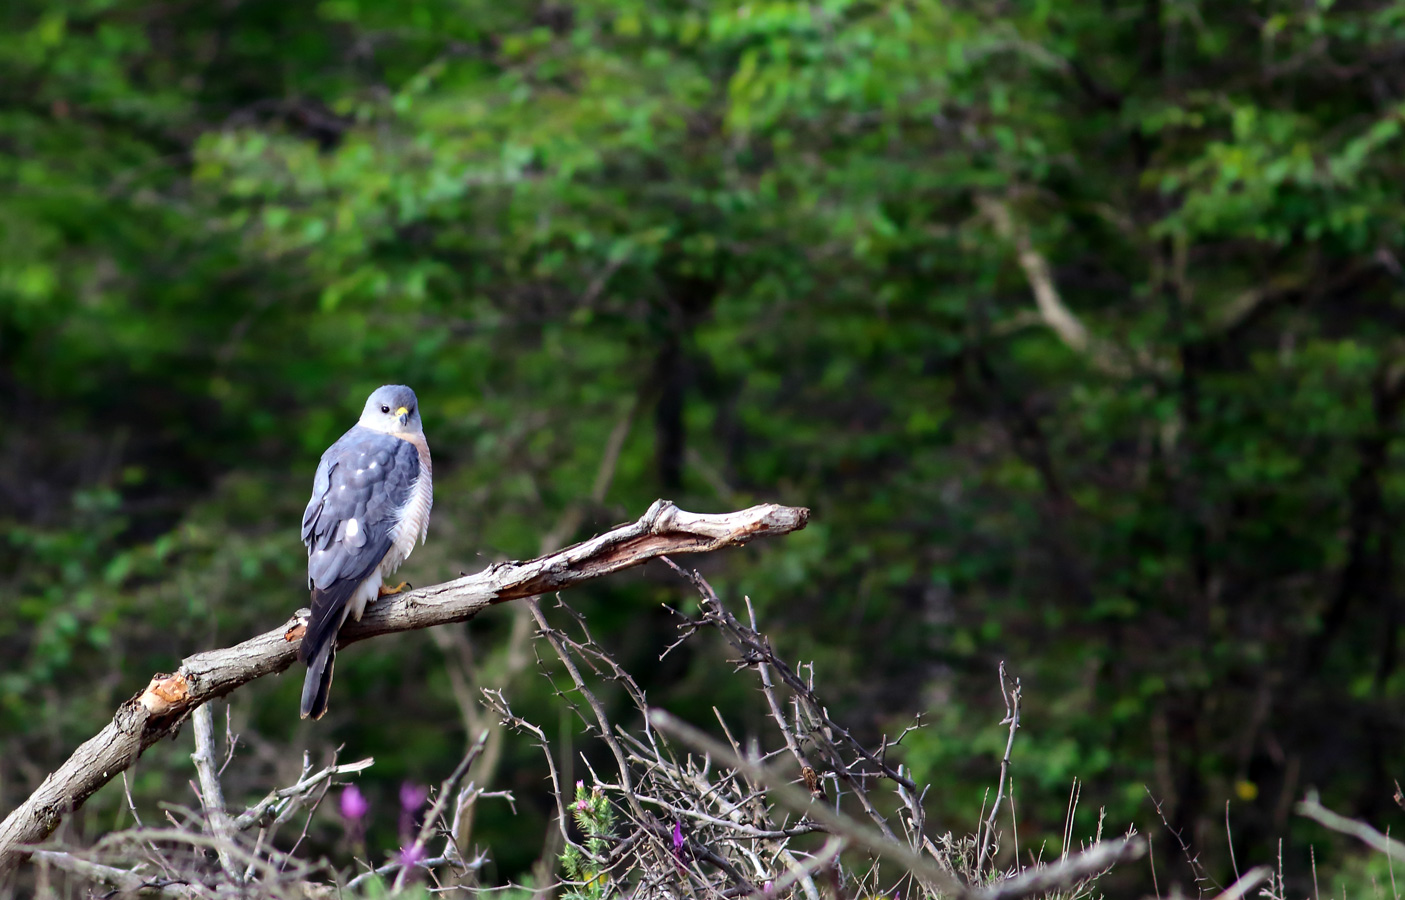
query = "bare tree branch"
xmin=978 ymin=836 xmax=1145 ymax=900
xmin=1297 ymin=794 xmax=1405 ymax=860
xmin=977 ymin=195 xmax=1162 ymax=377
xmin=976 ymin=662 xmax=1021 ymax=875
xmin=29 ymin=850 xmax=214 ymax=899
xmin=1208 ymin=866 xmax=1273 ymax=900
xmin=231 ymin=755 xmax=372 ymax=833
xmin=976 ymin=196 xmax=1089 ymax=353
xmin=0 ymin=499 xmax=808 ymax=875
xmin=188 ymin=704 xmax=240 ymax=885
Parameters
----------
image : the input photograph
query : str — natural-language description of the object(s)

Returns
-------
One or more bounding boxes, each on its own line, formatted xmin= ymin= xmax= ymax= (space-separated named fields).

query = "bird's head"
xmin=359 ymin=385 xmax=423 ymax=434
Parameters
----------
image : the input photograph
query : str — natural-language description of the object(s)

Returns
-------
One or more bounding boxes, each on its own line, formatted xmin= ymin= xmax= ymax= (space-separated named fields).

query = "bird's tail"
xmin=300 ymin=638 xmax=337 ymax=720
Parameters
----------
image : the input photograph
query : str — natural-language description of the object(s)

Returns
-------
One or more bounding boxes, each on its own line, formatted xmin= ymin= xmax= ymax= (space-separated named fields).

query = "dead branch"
xmin=976 ymin=662 xmax=1021 ymax=875
xmin=525 ymin=597 xmax=765 ymax=895
xmin=1208 ymin=866 xmax=1273 ymax=900
xmin=0 ymin=499 xmax=808 ymax=876
xmin=189 ymin=704 xmax=240 ymax=885
xmin=475 ymin=574 xmax=1136 ymax=900
xmin=29 ymin=850 xmax=214 ymax=899
xmin=391 ymin=730 xmax=489 ymax=892
xmin=647 ymin=708 xmax=968 ymax=898
xmin=977 ymin=196 xmax=1161 ymax=377
xmin=976 ymin=196 xmax=1090 ymax=354
xmin=977 ymin=836 xmax=1145 ymax=900
xmin=231 ymin=755 xmax=372 ymax=833
xmin=1297 ymin=793 xmax=1405 ymax=860
xmin=662 ymin=560 xmax=915 ymax=791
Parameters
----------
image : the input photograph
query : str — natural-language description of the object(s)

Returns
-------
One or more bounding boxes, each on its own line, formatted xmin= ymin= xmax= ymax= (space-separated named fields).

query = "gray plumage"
xmin=298 ymin=385 xmax=433 ymax=719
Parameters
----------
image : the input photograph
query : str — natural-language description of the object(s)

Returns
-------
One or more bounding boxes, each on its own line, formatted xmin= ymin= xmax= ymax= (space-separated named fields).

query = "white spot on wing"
xmin=346 ymin=518 xmax=360 ymax=538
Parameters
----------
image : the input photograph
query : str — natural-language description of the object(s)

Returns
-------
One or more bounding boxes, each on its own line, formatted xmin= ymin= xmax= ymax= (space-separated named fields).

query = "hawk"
xmin=298 ymin=385 xmax=433 ymax=719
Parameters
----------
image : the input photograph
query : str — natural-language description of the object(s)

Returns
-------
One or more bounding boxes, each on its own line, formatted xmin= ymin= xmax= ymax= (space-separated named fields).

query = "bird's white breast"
xmin=382 ymin=434 xmax=433 ymax=575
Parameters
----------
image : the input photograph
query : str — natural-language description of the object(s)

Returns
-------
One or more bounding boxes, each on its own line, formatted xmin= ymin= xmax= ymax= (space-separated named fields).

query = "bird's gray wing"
xmin=298 ymin=427 xmax=420 ymax=664
xmin=301 ymin=455 xmax=334 ymax=549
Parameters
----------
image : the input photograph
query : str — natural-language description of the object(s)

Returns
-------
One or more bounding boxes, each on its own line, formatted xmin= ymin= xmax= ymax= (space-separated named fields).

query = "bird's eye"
xmin=380 ymin=405 xmax=390 ymax=414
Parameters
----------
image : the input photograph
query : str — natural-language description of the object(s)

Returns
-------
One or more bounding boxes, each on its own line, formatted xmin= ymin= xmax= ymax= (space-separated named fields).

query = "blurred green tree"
xmin=4 ymin=0 xmax=1405 ymax=889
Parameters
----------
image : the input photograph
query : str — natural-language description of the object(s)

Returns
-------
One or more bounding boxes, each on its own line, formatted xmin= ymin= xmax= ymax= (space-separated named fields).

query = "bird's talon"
xmin=379 ymin=581 xmax=411 ymax=597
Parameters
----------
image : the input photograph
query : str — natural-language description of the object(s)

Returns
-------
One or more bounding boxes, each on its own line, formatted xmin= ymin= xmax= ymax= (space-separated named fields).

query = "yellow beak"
xmin=395 ymin=407 xmax=409 ymax=418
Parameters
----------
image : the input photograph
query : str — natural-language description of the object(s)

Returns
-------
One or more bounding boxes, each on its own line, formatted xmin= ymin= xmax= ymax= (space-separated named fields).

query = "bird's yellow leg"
xmin=378 ymin=581 xmax=411 ymax=597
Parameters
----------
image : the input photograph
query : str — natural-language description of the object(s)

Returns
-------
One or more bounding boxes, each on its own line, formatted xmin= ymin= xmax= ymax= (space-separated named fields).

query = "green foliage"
xmin=4 ymin=0 xmax=1405 ymax=889
xmin=561 ymin=781 xmax=616 ymax=900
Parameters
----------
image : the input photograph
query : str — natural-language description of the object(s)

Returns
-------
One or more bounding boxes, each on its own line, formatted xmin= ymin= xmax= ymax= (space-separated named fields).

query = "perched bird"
xmin=298 ymin=385 xmax=433 ymax=719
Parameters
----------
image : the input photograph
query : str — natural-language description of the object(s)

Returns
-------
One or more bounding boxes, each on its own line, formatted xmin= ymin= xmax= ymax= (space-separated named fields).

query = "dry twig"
xmin=649 ymin=708 xmax=967 ymax=897
xmin=976 ymin=662 xmax=1021 ymax=875
xmin=977 ymin=837 xmax=1144 ymax=900
xmin=391 ymin=731 xmax=490 ymax=892
xmin=1297 ymin=794 xmax=1405 ymax=861
xmin=188 ymin=704 xmax=240 ymax=886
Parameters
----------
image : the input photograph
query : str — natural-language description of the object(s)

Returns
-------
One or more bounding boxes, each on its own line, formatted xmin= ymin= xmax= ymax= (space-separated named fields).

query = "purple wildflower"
xmin=764 ymin=881 xmax=774 ymax=894
xmin=399 ymin=781 xmax=428 ymax=813
xmin=339 ymin=785 xmax=368 ymax=847
xmin=339 ymin=785 xmax=368 ymax=822
xmin=672 ymin=821 xmax=684 ymax=857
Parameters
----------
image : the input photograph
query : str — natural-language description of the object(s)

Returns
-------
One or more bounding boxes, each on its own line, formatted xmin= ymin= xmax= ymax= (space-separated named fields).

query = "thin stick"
xmin=392 ymin=731 xmax=490 ymax=892
xmin=1388 ymin=825 xmax=1399 ymax=900
xmin=1009 ymin=778 xmax=1021 ymax=874
xmin=745 ymin=594 xmax=816 ymax=781
xmin=482 ymin=689 xmax=591 ymax=863
xmin=121 ymin=771 xmax=174 ymax=879
xmin=1299 ymin=795 xmax=1405 ymax=860
xmin=231 ymin=755 xmax=373 ymax=832
xmin=1148 ymin=829 xmax=1161 ymax=900
xmin=765 ymin=837 xmax=846 ymax=899
xmin=1146 ymin=786 xmax=1216 ymax=894
xmin=189 ymin=703 xmax=240 ymax=885
xmin=1226 ymin=800 xmax=1240 ymax=880
xmin=1208 ymin=866 xmax=1272 ymax=900
xmin=528 ymin=599 xmax=641 ymax=810
xmin=977 ymin=662 xmax=1021 ymax=874
xmin=980 ymin=836 xmax=1145 ymax=900
xmin=1062 ymin=779 xmax=1081 ymax=861
xmin=28 ymin=850 xmax=212 ymax=899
